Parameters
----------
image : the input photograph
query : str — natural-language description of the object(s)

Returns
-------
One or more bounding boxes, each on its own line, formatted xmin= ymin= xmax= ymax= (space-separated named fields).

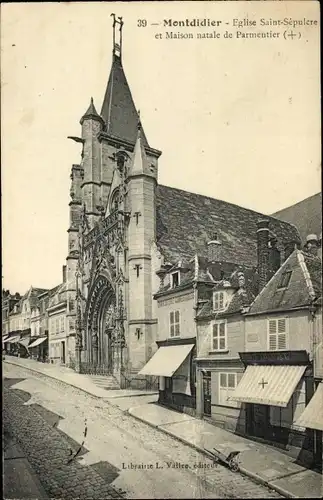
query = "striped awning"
xmin=295 ymin=383 xmax=323 ymax=431
xmin=6 ymin=336 xmax=21 ymax=344
xmin=138 ymin=344 xmax=194 ymax=377
xmin=28 ymin=337 xmax=47 ymax=348
xmin=228 ymin=364 xmax=307 ymax=407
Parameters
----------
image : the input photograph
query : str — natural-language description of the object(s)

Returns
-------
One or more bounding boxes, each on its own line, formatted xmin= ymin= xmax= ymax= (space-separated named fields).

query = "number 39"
xmin=137 ymin=19 xmax=147 ymax=27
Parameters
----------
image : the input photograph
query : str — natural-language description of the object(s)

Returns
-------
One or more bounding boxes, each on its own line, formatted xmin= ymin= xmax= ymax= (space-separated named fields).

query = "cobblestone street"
xmin=3 ymin=363 xmax=283 ymax=499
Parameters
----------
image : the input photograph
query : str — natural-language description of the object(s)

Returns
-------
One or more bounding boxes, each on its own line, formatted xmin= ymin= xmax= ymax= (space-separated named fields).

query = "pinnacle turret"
xmin=80 ymin=97 xmax=104 ymax=126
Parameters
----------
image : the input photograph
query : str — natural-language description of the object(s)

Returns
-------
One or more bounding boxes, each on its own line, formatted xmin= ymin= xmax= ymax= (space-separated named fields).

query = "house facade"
xmin=195 ymin=267 xmax=259 ymax=433
xmin=227 ymin=237 xmax=322 ymax=466
xmin=47 ymin=278 xmax=68 ymax=366
xmin=139 ymin=217 xmax=298 ymax=414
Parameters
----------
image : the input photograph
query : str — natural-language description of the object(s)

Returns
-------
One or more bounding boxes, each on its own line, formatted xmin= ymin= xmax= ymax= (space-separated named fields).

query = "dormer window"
xmin=278 ymin=270 xmax=292 ymax=290
xmin=213 ymin=291 xmax=226 ymax=312
xmin=171 ymin=272 xmax=180 ymax=288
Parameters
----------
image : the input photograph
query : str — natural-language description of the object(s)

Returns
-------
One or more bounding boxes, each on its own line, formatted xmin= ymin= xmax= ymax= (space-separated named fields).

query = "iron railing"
xmin=120 ymin=371 xmax=159 ymax=391
xmin=79 ymin=362 xmax=113 ymax=376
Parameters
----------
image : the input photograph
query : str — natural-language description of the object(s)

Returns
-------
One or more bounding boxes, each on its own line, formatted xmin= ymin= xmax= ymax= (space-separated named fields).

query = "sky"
xmin=1 ymin=1 xmax=321 ymax=294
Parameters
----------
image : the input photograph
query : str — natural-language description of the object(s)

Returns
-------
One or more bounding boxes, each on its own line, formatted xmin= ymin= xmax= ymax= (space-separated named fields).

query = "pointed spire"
xmin=80 ymin=97 xmax=104 ymax=126
xmin=100 ymin=20 xmax=149 ymax=146
xmin=129 ymin=122 xmax=148 ymax=175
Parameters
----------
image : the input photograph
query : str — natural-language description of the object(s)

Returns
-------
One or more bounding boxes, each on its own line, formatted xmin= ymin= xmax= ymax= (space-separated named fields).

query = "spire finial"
xmin=111 ymin=13 xmax=124 ymax=61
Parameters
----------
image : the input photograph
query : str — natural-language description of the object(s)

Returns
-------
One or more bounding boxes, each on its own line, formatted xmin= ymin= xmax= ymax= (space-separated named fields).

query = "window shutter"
xmin=219 ymin=322 xmax=225 ymax=335
xmin=175 ymin=323 xmax=180 ymax=335
xmin=269 ymin=335 xmax=277 ymax=350
xmin=175 ymin=310 xmax=180 ymax=323
xmin=277 ymin=319 xmax=286 ymax=333
xmin=269 ymin=319 xmax=277 ymax=334
xmin=219 ymin=293 xmax=224 ymax=309
xmin=278 ymin=334 xmax=286 ymax=350
xmin=170 ymin=311 xmax=174 ymax=324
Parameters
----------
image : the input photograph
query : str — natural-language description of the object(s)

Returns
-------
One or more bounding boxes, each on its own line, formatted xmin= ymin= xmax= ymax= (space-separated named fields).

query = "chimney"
xmin=257 ymin=219 xmax=270 ymax=290
xmin=207 ymin=234 xmax=222 ymax=262
xmin=62 ymin=265 xmax=67 ymax=283
xmin=284 ymin=240 xmax=299 ymax=261
xmin=305 ymin=234 xmax=319 ymax=256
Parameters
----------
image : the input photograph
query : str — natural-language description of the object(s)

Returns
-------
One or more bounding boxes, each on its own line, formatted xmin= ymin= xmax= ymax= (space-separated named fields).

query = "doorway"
xmin=203 ymin=371 xmax=212 ymax=416
xmin=61 ymin=341 xmax=66 ymax=365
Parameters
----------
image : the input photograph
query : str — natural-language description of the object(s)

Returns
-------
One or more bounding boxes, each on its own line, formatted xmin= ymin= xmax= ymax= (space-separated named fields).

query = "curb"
xmin=128 ymin=409 xmax=294 ymax=499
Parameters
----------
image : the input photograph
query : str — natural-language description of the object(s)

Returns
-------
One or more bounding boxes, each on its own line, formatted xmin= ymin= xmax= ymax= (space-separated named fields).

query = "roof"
xmin=272 ymin=192 xmax=322 ymax=244
xmin=197 ymin=267 xmax=258 ymax=320
xmin=100 ymin=56 xmax=149 ymax=146
xmin=80 ymin=97 xmax=102 ymax=124
xmin=247 ymin=249 xmax=322 ymax=315
xmin=156 ymin=184 xmax=301 ymax=266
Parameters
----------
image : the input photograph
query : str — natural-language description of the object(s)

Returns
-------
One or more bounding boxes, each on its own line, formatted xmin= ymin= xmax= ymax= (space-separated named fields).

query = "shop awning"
xmin=18 ymin=336 xmax=31 ymax=348
xmin=2 ymin=335 xmax=10 ymax=343
xmin=138 ymin=344 xmax=195 ymax=377
xmin=6 ymin=336 xmax=21 ymax=344
xmin=228 ymin=364 xmax=307 ymax=407
xmin=28 ymin=337 xmax=47 ymax=348
xmin=295 ymin=383 xmax=323 ymax=431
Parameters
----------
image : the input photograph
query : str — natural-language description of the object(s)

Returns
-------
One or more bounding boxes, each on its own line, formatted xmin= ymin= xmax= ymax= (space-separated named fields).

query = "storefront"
xmin=17 ymin=329 xmax=31 ymax=357
xmin=195 ymin=358 xmax=246 ymax=433
xmin=295 ymin=381 xmax=323 ymax=469
xmin=28 ymin=336 xmax=48 ymax=361
xmin=5 ymin=334 xmax=21 ymax=355
xmin=228 ymin=350 xmax=315 ymax=462
xmin=138 ymin=338 xmax=197 ymax=415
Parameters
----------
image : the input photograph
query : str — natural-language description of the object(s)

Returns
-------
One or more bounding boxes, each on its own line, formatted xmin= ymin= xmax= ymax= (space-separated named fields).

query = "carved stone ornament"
xmin=104 ymin=303 xmax=116 ymax=333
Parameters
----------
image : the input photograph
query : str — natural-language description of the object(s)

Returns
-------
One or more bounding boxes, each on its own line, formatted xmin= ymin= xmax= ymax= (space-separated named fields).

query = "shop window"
xmin=211 ymin=321 xmax=227 ymax=351
xmin=219 ymin=372 xmax=239 ymax=408
xmin=213 ymin=291 xmax=226 ymax=312
xmin=170 ymin=310 xmax=180 ymax=337
xmin=268 ymin=318 xmax=288 ymax=350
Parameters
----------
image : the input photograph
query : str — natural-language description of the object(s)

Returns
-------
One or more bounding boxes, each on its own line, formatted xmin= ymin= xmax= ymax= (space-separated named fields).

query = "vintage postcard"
xmin=2 ymin=1 xmax=321 ymax=499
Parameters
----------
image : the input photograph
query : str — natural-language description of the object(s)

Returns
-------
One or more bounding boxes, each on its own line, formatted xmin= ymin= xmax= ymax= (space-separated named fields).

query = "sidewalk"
xmin=128 ymin=403 xmax=323 ymax=499
xmin=4 ymin=356 xmax=157 ymax=399
xmin=3 ymin=429 xmax=48 ymax=499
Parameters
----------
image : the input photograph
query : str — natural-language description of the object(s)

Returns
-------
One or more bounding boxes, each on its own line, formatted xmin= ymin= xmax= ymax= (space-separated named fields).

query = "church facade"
xmin=64 ymin=17 xmax=301 ymax=386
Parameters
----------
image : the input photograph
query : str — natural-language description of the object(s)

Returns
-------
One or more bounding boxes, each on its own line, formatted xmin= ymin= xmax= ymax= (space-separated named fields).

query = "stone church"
xmin=65 ymin=16 xmax=300 ymax=385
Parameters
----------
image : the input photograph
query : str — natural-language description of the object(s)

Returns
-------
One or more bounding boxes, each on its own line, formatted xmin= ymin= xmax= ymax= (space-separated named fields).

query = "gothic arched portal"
xmin=85 ymin=275 xmax=116 ymax=370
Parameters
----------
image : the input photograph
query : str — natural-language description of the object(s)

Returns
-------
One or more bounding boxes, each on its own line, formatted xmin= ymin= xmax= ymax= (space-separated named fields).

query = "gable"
xmin=248 ymin=250 xmax=318 ymax=314
xmin=156 ymin=184 xmax=300 ymax=267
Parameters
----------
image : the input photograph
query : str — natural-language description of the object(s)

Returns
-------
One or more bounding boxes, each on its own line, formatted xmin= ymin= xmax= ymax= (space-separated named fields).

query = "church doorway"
xmin=84 ymin=275 xmax=116 ymax=374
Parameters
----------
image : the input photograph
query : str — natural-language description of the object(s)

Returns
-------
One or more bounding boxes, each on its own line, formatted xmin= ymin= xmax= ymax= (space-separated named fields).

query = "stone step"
xmin=89 ymin=375 xmax=120 ymax=390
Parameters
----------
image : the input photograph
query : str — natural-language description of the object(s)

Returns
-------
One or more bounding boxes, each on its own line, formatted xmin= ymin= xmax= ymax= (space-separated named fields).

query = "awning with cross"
xmin=228 ymin=365 xmax=307 ymax=407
